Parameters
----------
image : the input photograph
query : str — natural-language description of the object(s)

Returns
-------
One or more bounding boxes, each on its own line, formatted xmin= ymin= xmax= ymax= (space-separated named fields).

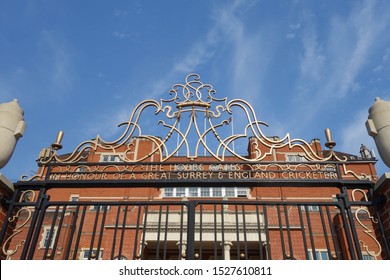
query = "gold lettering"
xmin=50 ymin=174 xmax=61 ymax=180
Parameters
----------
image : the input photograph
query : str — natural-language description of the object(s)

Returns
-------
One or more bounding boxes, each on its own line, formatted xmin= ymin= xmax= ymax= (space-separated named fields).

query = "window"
xmin=286 ymin=154 xmax=307 ymax=162
xmin=164 ymin=188 xmax=174 ymax=197
xmin=39 ymin=226 xmax=57 ymax=249
xmin=100 ymin=154 xmax=122 ymax=162
xmin=200 ymin=187 xmax=210 ymax=197
xmin=237 ymin=188 xmax=247 ymax=197
xmin=80 ymin=249 xmax=103 ymax=260
xmin=68 ymin=195 xmax=79 ymax=209
xmin=76 ymin=166 xmax=85 ymax=173
xmin=176 ymin=187 xmax=186 ymax=197
xmin=307 ymin=250 xmax=330 ymax=260
xmin=70 ymin=195 xmax=79 ymax=202
xmin=90 ymin=205 xmax=111 ymax=211
xmin=212 ymin=187 xmax=222 ymax=197
xmin=325 ymin=165 xmax=336 ymax=171
xmin=189 ymin=187 xmax=198 ymax=197
xmin=225 ymin=188 xmax=235 ymax=197
xmin=162 ymin=187 xmax=248 ymax=198
xmin=362 ymin=254 xmax=376 ymax=260
xmin=300 ymin=205 xmax=320 ymax=212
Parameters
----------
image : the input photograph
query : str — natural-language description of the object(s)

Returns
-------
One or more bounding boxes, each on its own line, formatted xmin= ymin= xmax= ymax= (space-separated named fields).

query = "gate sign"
xmin=21 ymin=74 xmax=370 ymax=183
xmin=45 ymin=162 xmax=340 ymax=182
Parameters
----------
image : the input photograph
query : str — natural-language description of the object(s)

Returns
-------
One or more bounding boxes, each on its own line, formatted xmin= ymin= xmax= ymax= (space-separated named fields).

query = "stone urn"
xmin=0 ymin=99 xmax=26 ymax=168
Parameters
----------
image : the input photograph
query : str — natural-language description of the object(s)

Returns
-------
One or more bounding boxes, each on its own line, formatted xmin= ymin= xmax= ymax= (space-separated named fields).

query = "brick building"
xmin=0 ymin=74 xmax=389 ymax=260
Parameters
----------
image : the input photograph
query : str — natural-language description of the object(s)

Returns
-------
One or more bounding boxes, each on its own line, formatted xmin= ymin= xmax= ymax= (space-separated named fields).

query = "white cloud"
xmin=383 ymin=47 xmax=390 ymax=61
xmin=114 ymin=9 xmax=129 ymax=17
xmin=290 ymin=23 xmax=301 ymax=30
xmin=283 ymin=0 xmax=390 ymax=136
xmin=41 ymin=31 xmax=74 ymax=93
xmin=373 ymin=65 xmax=384 ymax=72
xmin=329 ymin=0 xmax=389 ymax=98
xmin=85 ymin=0 xmax=265 ymax=140
xmin=146 ymin=0 xmax=262 ymax=101
xmin=113 ymin=31 xmax=138 ymax=39
xmin=296 ymin=0 xmax=390 ymax=102
xmin=286 ymin=33 xmax=295 ymax=39
xmin=299 ymin=27 xmax=324 ymax=82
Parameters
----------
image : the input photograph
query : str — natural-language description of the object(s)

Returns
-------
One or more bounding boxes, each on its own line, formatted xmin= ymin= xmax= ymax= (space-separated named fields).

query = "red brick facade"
xmin=0 ymin=176 xmax=15 ymax=260
xmin=1 ymin=136 xmax=387 ymax=260
xmin=0 ymin=74 xmax=388 ymax=260
xmin=374 ymin=174 xmax=390 ymax=259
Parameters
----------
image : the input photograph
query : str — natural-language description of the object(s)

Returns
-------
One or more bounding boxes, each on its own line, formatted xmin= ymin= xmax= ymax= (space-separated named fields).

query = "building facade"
xmin=0 ymin=74 xmax=389 ymax=260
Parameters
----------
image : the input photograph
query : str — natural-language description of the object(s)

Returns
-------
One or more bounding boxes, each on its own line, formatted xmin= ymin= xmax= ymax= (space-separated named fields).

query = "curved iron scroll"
xmin=30 ymin=74 xmax=347 ymax=171
xmin=352 ymin=189 xmax=382 ymax=258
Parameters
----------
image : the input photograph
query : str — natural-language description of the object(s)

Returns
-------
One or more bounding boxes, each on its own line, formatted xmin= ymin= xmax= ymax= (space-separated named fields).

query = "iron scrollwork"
xmin=2 ymin=190 xmax=36 ymax=259
xmin=352 ymin=189 xmax=382 ymax=259
xmin=24 ymin=73 xmax=350 ymax=181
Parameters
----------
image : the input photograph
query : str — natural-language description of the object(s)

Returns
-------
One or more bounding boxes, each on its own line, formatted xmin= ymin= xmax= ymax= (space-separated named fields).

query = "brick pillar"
xmin=0 ymin=174 xmax=15 ymax=260
xmin=374 ymin=173 xmax=390 ymax=260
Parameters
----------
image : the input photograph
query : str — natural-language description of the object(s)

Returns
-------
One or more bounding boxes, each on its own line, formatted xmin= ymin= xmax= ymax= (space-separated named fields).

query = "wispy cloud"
xmin=86 ymin=0 xmax=261 ymax=140
xmin=113 ymin=30 xmax=138 ymax=40
xmin=147 ymin=0 xmax=262 ymax=100
xmin=383 ymin=47 xmax=390 ymax=61
xmin=326 ymin=0 xmax=388 ymax=98
xmin=286 ymin=23 xmax=301 ymax=39
xmin=289 ymin=0 xmax=390 ymax=133
xmin=41 ymin=30 xmax=74 ymax=94
xmin=299 ymin=27 xmax=324 ymax=82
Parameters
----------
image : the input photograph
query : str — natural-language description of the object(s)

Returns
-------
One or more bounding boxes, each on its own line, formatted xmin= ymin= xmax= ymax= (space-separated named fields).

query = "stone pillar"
xmin=221 ymin=241 xmax=233 ymax=260
xmin=0 ymin=99 xmax=26 ymax=169
xmin=0 ymin=99 xmax=26 ymax=260
xmin=176 ymin=241 xmax=187 ymax=259
xmin=366 ymin=97 xmax=390 ymax=167
xmin=0 ymin=174 xmax=14 ymax=260
xmin=374 ymin=173 xmax=390 ymax=260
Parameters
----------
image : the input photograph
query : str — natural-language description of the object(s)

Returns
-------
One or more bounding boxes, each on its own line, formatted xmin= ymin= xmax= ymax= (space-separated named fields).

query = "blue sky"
xmin=1 ymin=0 xmax=390 ymax=181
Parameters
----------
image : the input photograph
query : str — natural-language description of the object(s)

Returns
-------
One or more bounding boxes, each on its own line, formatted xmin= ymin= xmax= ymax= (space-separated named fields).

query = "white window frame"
xmin=362 ymin=254 xmax=376 ymax=260
xmin=286 ymin=154 xmax=307 ymax=162
xmin=300 ymin=205 xmax=320 ymax=212
xmin=79 ymin=248 xmax=104 ymax=260
xmin=89 ymin=205 xmax=111 ymax=211
xmin=99 ymin=153 xmax=124 ymax=163
xmin=307 ymin=249 xmax=330 ymax=260
xmin=163 ymin=187 xmax=248 ymax=198
xmin=69 ymin=195 xmax=79 ymax=202
xmin=39 ymin=226 xmax=58 ymax=249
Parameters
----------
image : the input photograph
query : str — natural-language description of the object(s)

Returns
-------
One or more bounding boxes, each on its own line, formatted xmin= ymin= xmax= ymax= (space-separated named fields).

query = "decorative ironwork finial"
xmin=51 ymin=131 xmax=64 ymax=150
xmin=324 ymin=128 xmax=336 ymax=150
xmin=168 ymin=73 xmax=216 ymax=108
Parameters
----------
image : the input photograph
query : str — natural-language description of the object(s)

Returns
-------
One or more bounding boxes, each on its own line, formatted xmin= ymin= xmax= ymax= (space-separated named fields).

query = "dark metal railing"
xmin=1 ymin=185 xmax=389 ymax=260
